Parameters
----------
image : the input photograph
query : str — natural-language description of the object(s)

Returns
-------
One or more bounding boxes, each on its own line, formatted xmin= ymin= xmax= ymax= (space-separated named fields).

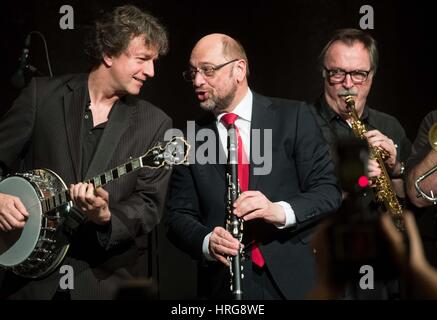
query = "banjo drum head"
xmin=0 ymin=176 xmax=43 ymax=267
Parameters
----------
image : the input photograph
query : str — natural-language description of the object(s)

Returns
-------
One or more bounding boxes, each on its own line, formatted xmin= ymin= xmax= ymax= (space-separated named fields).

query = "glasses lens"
xmin=326 ymin=68 xmax=369 ymax=84
xmin=202 ymin=66 xmax=215 ymax=77
xmin=351 ymin=71 xmax=368 ymax=83
xmin=329 ymin=70 xmax=346 ymax=83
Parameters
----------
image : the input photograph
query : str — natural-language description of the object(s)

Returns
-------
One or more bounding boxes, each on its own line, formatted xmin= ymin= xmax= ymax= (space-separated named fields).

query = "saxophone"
xmin=344 ymin=95 xmax=405 ymax=231
xmin=225 ymin=125 xmax=244 ymax=300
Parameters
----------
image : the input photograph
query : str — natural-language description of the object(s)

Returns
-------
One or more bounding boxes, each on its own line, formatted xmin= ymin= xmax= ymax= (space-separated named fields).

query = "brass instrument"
xmin=414 ymin=123 xmax=437 ymax=203
xmin=344 ymin=95 xmax=405 ymax=230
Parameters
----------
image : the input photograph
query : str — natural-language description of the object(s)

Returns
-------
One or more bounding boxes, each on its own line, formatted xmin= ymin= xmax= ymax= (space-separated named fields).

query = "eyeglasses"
xmin=182 ymin=59 xmax=239 ymax=81
xmin=323 ymin=67 xmax=371 ymax=84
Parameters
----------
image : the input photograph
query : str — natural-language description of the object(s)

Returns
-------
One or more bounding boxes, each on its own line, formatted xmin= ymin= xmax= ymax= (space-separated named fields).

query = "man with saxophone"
xmin=406 ymin=110 xmax=437 ymax=268
xmin=310 ymin=28 xmax=411 ymax=299
xmin=165 ymin=33 xmax=341 ymax=299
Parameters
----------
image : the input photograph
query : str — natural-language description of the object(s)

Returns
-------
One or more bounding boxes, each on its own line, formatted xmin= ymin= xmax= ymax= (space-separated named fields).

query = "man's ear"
xmin=235 ymin=59 xmax=247 ymax=83
xmin=102 ymin=54 xmax=113 ymax=67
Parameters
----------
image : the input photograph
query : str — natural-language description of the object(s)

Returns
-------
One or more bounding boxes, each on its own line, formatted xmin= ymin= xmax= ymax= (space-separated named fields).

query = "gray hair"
xmin=319 ymin=28 xmax=378 ymax=73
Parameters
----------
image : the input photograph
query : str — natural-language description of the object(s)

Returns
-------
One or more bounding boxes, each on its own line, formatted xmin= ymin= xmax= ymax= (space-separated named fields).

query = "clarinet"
xmin=226 ymin=124 xmax=244 ymax=300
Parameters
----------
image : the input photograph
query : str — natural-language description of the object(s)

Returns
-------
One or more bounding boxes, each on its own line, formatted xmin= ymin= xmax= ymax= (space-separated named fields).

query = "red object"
xmin=221 ymin=113 xmax=265 ymax=268
xmin=358 ymin=175 xmax=369 ymax=188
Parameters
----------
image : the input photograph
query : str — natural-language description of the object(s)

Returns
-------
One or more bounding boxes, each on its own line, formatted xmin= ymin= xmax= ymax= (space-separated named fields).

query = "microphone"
xmin=11 ymin=34 xmax=32 ymax=89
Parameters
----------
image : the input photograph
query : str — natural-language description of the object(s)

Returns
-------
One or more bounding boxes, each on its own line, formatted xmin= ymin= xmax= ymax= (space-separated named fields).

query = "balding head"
xmin=187 ymin=33 xmax=249 ymax=114
xmin=192 ymin=33 xmax=249 ymax=76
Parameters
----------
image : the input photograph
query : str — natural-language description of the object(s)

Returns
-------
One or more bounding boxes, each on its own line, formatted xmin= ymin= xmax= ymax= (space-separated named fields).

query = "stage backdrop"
xmin=0 ymin=0 xmax=434 ymax=298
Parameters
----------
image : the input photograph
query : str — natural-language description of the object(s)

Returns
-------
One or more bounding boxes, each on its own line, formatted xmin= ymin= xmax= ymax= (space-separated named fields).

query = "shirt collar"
xmin=217 ymin=89 xmax=253 ymax=124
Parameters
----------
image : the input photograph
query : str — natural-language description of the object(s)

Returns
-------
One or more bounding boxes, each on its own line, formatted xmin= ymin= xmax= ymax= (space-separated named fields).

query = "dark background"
xmin=0 ymin=0 xmax=435 ymax=298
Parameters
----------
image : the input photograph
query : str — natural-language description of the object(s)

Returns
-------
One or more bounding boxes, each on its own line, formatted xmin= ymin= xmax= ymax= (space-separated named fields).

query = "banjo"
xmin=0 ymin=136 xmax=190 ymax=279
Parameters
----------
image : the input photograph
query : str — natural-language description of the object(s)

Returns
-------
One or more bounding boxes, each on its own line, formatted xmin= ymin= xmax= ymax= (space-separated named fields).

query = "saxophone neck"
xmin=344 ymin=95 xmax=358 ymax=118
xmin=343 ymin=95 xmax=367 ymax=139
xmin=345 ymin=95 xmax=355 ymax=107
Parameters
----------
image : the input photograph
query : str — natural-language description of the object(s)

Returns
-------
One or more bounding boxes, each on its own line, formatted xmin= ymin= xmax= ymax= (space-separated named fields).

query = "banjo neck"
xmin=0 ymin=137 xmax=189 ymax=279
xmin=41 ymin=154 xmax=157 ymax=213
xmin=39 ymin=136 xmax=189 ymax=213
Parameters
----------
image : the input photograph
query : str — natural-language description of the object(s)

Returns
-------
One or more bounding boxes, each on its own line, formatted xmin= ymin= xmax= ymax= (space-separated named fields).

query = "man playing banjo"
xmin=0 ymin=5 xmax=172 ymax=300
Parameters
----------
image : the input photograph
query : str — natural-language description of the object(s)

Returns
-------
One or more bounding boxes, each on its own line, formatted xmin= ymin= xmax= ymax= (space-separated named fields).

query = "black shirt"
xmin=310 ymin=95 xmax=412 ymax=209
xmin=311 ymin=96 xmax=411 ymax=163
xmin=79 ymin=96 xmax=113 ymax=244
xmin=82 ymin=104 xmax=107 ymax=179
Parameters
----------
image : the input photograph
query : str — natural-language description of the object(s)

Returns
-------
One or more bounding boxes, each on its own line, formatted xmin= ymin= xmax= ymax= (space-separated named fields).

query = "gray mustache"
xmin=338 ymin=89 xmax=358 ymax=97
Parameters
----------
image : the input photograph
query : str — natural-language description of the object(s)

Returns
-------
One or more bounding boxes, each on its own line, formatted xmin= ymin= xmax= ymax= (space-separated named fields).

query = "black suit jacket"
xmin=0 ymin=74 xmax=172 ymax=299
xmin=165 ymin=93 xmax=341 ymax=299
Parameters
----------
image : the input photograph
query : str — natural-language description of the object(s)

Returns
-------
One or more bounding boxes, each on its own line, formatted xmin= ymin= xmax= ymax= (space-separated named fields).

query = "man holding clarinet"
xmin=165 ymin=33 xmax=341 ymax=300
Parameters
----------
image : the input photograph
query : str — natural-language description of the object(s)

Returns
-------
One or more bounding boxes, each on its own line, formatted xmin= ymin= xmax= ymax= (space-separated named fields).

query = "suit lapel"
xmin=249 ymin=93 xmax=274 ymax=191
xmin=64 ymin=75 xmax=88 ymax=182
xmin=199 ymin=93 xmax=275 ymax=187
xmin=200 ymin=120 xmax=226 ymax=182
xmin=84 ymin=99 xmax=131 ymax=180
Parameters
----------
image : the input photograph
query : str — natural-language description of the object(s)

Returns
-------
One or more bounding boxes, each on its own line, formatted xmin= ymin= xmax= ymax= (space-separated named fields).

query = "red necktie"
xmin=221 ymin=113 xmax=265 ymax=268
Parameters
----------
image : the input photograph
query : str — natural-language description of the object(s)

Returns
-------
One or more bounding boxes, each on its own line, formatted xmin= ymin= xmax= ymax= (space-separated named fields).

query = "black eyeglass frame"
xmin=323 ymin=66 xmax=372 ymax=84
xmin=182 ymin=59 xmax=239 ymax=81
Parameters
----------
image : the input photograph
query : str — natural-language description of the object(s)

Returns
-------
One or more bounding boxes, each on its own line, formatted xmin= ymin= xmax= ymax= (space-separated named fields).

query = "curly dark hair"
xmin=85 ymin=5 xmax=169 ymax=66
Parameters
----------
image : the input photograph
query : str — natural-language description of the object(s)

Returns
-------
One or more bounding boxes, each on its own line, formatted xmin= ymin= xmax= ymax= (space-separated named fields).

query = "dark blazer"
xmin=0 ymin=74 xmax=172 ymax=299
xmin=165 ymin=92 xmax=341 ymax=299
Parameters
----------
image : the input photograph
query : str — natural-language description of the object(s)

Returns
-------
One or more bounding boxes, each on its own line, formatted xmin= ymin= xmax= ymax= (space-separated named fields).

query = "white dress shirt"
xmin=202 ymin=89 xmax=296 ymax=260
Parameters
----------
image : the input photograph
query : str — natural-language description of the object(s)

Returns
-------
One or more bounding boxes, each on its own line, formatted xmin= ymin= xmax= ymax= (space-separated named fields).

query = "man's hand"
xmin=380 ymin=210 xmax=437 ymax=299
xmin=380 ymin=210 xmax=426 ymax=272
xmin=69 ymin=183 xmax=111 ymax=225
xmin=307 ymin=219 xmax=348 ymax=299
xmin=365 ymin=130 xmax=400 ymax=177
xmin=233 ymin=191 xmax=285 ymax=225
xmin=208 ymin=226 xmax=241 ymax=266
xmin=0 ymin=193 xmax=29 ymax=232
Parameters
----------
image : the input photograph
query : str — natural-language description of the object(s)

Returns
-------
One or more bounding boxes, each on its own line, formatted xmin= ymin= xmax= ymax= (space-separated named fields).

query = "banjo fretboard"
xmin=41 ymin=155 xmax=151 ymax=213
